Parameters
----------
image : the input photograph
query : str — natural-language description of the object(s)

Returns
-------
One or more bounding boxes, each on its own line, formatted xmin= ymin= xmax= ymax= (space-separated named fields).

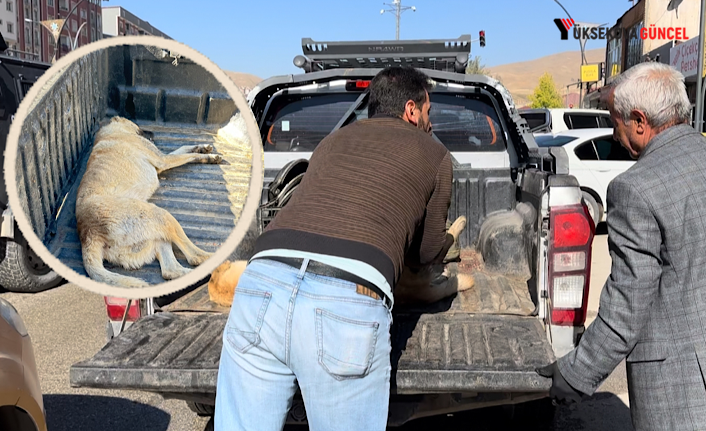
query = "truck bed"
xmin=45 ymin=119 xmax=252 ymax=285
xmin=69 ymin=248 xmax=552 ymax=395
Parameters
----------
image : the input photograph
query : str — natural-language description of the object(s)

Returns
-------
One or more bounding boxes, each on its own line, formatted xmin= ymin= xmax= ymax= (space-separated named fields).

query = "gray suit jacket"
xmin=558 ymin=124 xmax=706 ymax=431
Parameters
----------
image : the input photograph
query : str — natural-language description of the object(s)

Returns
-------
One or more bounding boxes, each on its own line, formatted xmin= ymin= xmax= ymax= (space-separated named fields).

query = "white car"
xmin=534 ymin=128 xmax=635 ymax=223
xmin=519 ymin=108 xmax=613 ymax=134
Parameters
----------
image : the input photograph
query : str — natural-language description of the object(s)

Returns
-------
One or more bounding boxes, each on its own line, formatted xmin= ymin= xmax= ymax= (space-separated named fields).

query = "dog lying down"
xmin=76 ymin=115 xmax=246 ymax=288
xmin=208 ymin=216 xmax=475 ymax=307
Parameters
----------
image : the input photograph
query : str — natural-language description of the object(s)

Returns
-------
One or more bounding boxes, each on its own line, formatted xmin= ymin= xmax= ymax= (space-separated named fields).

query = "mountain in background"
xmin=487 ymin=48 xmax=606 ymax=108
xmin=224 ymin=47 xmax=607 ymax=107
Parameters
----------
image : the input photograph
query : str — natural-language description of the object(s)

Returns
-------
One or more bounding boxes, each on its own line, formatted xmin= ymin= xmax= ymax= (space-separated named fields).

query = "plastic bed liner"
xmin=45 ymin=119 xmax=252 ymax=285
xmin=69 ymin=309 xmax=554 ymax=395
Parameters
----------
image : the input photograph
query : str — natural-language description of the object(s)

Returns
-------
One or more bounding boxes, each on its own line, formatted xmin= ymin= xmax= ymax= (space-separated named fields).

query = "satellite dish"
xmin=667 ymin=0 xmax=683 ymax=11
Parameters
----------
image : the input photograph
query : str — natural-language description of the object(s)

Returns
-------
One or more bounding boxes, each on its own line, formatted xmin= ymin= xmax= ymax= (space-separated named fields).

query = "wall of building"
xmin=102 ymin=6 xmax=170 ymax=39
xmin=101 ymin=5 xmax=118 ymax=36
xmin=0 ymin=0 xmax=19 ymax=48
xmin=605 ymin=1 xmax=646 ymax=84
xmin=643 ymin=0 xmax=700 ymax=54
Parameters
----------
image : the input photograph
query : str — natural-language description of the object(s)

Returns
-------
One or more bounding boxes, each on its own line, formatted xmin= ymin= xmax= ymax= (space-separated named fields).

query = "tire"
xmin=0 ymin=231 xmax=66 ymax=293
xmin=581 ymin=191 xmax=603 ymax=226
xmin=501 ymin=398 xmax=556 ymax=429
xmin=187 ymin=402 xmax=215 ymax=417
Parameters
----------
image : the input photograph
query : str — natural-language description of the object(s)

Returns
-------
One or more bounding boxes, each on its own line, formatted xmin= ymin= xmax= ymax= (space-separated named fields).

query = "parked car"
xmin=519 ymin=107 xmax=613 ymax=134
xmin=0 ymin=297 xmax=46 ymax=431
xmin=534 ymin=128 xmax=635 ymax=223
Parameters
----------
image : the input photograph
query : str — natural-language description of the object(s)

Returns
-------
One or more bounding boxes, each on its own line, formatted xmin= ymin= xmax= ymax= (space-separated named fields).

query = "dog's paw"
xmin=121 ymin=278 xmax=150 ymax=288
xmin=187 ymin=252 xmax=213 ymax=266
xmin=208 ymin=154 xmax=223 ymax=164
xmin=162 ymin=267 xmax=192 ymax=280
xmin=195 ymin=144 xmax=214 ymax=154
xmin=455 ymin=274 xmax=475 ymax=292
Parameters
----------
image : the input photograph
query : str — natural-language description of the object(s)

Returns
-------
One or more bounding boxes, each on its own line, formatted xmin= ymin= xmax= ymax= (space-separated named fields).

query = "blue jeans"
xmin=214 ymin=258 xmax=393 ymax=431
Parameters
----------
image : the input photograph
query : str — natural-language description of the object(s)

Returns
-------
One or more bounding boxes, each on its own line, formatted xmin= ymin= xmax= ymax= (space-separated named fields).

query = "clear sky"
xmin=102 ymin=0 xmax=636 ymax=79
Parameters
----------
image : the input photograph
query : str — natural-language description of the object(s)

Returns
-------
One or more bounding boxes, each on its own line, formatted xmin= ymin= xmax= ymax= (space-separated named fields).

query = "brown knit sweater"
xmin=253 ymin=115 xmax=454 ymax=289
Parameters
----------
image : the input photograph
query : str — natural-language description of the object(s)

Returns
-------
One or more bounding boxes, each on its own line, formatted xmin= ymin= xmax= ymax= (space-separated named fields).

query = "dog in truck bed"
xmin=76 ymin=115 xmax=238 ymax=287
xmin=207 ymin=215 xmax=475 ymax=307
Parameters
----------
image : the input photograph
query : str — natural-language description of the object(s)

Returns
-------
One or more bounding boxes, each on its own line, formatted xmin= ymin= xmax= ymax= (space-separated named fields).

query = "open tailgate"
xmin=70 ymin=305 xmax=554 ymax=394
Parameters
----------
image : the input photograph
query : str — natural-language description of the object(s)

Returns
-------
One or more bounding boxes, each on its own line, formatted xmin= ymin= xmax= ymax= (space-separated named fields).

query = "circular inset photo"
xmin=3 ymin=35 xmax=264 ymax=299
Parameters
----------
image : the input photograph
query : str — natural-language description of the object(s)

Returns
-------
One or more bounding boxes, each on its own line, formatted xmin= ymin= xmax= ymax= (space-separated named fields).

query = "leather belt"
xmin=252 ymin=255 xmax=391 ymax=309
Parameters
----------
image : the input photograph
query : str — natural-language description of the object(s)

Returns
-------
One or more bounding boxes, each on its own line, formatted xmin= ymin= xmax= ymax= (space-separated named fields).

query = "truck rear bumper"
xmin=70 ymin=311 xmax=554 ymax=395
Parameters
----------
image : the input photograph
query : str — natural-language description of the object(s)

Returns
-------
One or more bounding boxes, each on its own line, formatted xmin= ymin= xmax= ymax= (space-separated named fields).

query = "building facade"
xmin=0 ymin=0 xmax=19 ymax=55
xmin=2 ymin=0 xmax=103 ymax=63
xmin=101 ymin=6 xmax=170 ymax=39
xmin=604 ymin=0 xmax=646 ymax=86
xmin=599 ymin=0 xmax=704 ymax=119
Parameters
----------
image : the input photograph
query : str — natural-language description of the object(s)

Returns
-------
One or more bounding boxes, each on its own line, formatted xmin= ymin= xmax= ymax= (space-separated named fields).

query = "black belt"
xmin=251 ymin=255 xmax=391 ymax=309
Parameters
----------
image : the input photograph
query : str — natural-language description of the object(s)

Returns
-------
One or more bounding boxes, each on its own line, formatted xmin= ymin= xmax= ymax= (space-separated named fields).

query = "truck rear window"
xmin=261 ymin=92 xmax=506 ymax=153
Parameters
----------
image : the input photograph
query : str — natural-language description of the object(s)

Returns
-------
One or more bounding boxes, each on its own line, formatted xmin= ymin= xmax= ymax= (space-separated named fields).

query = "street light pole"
xmin=380 ymin=0 xmax=416 ymax=40
xmin=72 ymin=21 xmax=88 ymax=50
xmin=694 ymin=0 xmax=706 ymax=132
xmin=53 ymin=0 xmax=88 ymax=61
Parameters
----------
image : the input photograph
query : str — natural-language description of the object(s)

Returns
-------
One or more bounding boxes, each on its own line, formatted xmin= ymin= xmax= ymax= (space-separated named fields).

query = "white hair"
xmin=611 ymin=62 xmax=692 ymax=129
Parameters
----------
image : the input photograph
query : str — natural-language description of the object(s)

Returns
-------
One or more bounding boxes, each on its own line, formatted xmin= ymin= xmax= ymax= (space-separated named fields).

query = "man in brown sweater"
xmin=215 ymin=67 xmax=454 ymax=431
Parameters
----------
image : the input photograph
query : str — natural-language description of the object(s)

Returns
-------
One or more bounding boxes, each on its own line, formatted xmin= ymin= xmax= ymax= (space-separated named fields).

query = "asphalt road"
xmin=0 ymin=227 xmax=633 ymax=431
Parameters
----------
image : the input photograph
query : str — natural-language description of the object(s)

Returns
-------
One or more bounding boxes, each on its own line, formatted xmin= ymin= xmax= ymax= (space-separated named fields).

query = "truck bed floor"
xmin=46 ymin=119 xmax=252 ymax=286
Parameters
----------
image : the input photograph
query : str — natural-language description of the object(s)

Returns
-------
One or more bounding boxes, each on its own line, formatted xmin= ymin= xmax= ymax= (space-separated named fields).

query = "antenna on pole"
xmin=381 ymin=0 xmax=416 ymax=40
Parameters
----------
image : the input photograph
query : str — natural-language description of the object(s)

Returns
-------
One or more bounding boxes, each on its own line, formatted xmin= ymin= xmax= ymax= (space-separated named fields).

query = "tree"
xmin=528 ymin=72 xmax=564 ymax=109
xmin=465 ymin=56 xmax=488 ymax=75
xmin=465 ymin=56 xmax=503 ymax=84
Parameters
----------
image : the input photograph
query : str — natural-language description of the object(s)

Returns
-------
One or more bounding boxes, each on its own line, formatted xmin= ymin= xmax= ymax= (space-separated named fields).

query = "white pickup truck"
xmin=10 ymin=35 xmax=597 ymax=430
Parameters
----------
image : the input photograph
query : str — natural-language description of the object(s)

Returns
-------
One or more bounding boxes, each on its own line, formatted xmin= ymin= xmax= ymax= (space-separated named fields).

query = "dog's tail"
xmin=82 ymin=238 xmax=150 ymax=288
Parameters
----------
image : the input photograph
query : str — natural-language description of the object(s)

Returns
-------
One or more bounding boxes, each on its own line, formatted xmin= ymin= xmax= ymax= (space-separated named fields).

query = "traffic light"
xmin=479 ymin=30 xmax=486 ymax=47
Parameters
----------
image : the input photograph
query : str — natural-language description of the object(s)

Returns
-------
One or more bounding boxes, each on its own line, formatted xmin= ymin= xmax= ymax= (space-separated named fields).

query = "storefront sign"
xmin=670 ymin=35 xmax=706 ymax=78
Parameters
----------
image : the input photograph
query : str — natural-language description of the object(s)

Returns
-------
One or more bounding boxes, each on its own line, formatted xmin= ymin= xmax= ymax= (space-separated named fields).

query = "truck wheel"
xmin=0 ymin=232 xmax=65 ymax=293
xmin=581 ymin=191 xmax=603 ymax=226
xmin=502 ymin=398 xmax=556 ymax=427
xmin=187 ymin=402 xmax=215 ymax=417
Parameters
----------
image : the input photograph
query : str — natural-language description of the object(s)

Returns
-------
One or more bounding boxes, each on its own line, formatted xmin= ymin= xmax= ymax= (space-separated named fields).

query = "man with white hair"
xmin=537 ymin=61 xmax=706 ymax=430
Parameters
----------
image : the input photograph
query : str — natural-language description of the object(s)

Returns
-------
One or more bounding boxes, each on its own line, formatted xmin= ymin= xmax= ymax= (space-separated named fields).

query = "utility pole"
xmin=694 ymin=0 xmax=706 ymax=132
xmin=380 ymin=0 xmax=416 ymax=40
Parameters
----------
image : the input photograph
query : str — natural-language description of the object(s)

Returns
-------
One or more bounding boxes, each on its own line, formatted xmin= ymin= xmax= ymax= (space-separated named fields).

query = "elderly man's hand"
xmin=536 ymin=361 xmax=585 ymax=405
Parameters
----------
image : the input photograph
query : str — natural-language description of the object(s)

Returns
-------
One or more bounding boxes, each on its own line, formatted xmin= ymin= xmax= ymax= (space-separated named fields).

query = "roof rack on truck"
xmin=292 ymin=34 xmax=472 ymax=74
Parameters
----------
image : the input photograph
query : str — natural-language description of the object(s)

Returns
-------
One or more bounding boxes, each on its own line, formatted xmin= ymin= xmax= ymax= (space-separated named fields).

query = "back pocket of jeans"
xmin=225 ymin=288 xmax=272 ymax=354
xmin=316 ymin=308 xmax=380 ymax=380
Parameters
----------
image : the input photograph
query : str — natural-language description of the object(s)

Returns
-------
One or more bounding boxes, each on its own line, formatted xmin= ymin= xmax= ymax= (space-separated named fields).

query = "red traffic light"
xmin=479 ymin=30 xmax=486 ymax=47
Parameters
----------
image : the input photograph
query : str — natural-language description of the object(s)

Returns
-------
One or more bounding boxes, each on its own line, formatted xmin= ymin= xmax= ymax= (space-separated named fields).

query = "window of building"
xmin=59 ymin=0 xmax=68 ymax=11
xmin=7 ymin=22 xmax=13 ymax=33
xmin=97 ymin=14 xmax=101 ymax=30
xmin=48 ymin=0 xmax=54 ymax=6
xmin=626 ymin=21 xmax=644 ymax=70
xmin=6 ymin=1 xmax=12 ymax=12
xmin=80 ymin=9 xmax=86 ymax=19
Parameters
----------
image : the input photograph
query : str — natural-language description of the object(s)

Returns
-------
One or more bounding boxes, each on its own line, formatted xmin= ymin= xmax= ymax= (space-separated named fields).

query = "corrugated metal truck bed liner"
xmin=45 ymin=119 xmax=251 ymax=285
xmin=69 ymin=310 xmax=554 ymax=394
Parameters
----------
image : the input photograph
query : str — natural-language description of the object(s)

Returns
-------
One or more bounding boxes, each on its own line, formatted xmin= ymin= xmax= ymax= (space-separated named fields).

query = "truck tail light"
xmin=345 ymin=80 xmax=370 ymax=91
xmin=105 ymin=296 xmax=141 ymax=322
xmin=548 ymin=203 xmax=595 ymax=326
